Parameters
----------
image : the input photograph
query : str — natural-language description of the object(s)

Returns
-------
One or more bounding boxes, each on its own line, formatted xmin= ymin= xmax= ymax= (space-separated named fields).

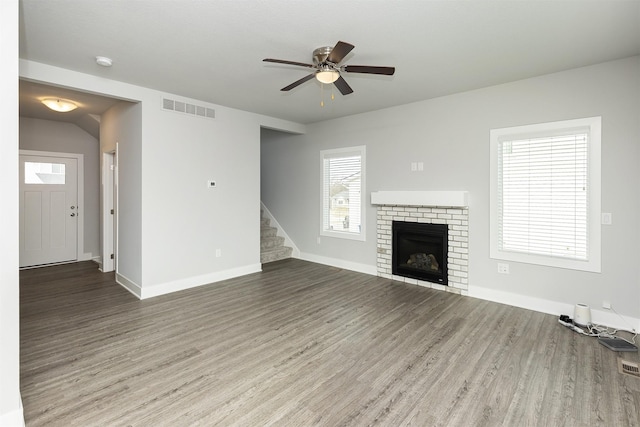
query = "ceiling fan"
xmin=263 ymin=41 xmax=395 ymax=95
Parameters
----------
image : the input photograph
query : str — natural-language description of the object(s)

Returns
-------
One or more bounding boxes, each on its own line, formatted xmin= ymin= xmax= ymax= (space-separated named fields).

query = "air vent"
xmin=162 ymin=98 xmax=174 ymax=110
xmin=162 ymin=97 xmax=215 ymax=120
xmin=618 ymin=358 xmax=640 ymax=378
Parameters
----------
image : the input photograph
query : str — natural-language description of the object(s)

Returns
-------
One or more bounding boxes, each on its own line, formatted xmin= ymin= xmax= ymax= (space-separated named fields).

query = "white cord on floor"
xmin=558 ymin=317 xmax=638 ymax=346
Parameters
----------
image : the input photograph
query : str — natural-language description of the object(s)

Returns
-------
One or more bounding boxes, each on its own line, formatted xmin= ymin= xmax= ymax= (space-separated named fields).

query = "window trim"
xmin=320 ymin=145 xmax=366 ymax=241
xmin=489 ymin=117 xmax=601 ymax=272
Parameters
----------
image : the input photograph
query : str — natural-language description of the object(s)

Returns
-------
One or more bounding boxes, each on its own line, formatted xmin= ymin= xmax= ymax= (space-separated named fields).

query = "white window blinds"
xmin=321 ymin=146 xmax=365 ymax=239
xmin=498 ymin=131 xmax=589 ymax=260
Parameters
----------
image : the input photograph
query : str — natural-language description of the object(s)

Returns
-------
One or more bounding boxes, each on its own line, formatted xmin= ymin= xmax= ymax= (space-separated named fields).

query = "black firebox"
xmin=392 ymin=221 xmax=448 ymax=285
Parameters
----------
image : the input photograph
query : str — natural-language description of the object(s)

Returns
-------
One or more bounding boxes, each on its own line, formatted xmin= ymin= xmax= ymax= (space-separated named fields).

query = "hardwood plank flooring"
xmin=20 ymin=259 xmax=640 ymax=426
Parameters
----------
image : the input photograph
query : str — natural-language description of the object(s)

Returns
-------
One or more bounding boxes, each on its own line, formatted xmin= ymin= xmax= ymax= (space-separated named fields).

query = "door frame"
xmin=101 ymin=150 xmax=118 ymax=272
xmin=19 ymin=149 xmax=85 ymax=266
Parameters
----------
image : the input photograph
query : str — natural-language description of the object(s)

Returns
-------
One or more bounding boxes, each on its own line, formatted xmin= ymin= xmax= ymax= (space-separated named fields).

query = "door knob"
xmin=70 ymin=206 xmax=75 ymax=209
xmin=70 ymin=213 xmax=76 ymax=217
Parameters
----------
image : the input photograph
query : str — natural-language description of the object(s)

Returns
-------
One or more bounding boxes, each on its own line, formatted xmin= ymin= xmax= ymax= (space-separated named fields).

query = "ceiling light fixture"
xmin=41 ymin=98 xmax=78 ymax=113
xmin=316 ymin=70 xmax=339 ymax=84
xmin=96 ymin=56 xmax=113 ymax=67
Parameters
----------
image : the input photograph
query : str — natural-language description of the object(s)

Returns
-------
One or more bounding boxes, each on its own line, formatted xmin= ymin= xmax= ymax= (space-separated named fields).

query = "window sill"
xmin=320 ymin=229 xmax=366 ymax=242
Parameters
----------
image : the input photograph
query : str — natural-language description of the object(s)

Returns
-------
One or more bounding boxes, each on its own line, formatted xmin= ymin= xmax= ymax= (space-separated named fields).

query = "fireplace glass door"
xmin=392 ymin=221 xmax=448 ymax=285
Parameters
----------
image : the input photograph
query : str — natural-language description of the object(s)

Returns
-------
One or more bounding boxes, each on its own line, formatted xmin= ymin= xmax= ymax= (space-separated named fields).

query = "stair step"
xmin=260 ymin=246 xmax=293 ymax=264
xmin=261 ymin=226 xmax=278 ymax=238
xmin=261 ymin=235 xmax=285 ymax=250
xmin=260 ymin=206 xmax=292 ymax=263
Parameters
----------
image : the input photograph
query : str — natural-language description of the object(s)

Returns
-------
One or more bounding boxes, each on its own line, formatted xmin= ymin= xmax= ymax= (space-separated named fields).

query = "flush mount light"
xmin=315 ymin=70 xmax=339 ymax=84
xmin=41 ymin=98 xmax=78 ymax=113
xmin=96 ymin=56 xmax=113 ymax=67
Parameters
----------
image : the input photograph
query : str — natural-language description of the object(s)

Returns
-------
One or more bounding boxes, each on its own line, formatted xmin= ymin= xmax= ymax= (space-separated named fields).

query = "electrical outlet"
xmin=497 ymin=263 xmax=510 ymax=274
xmin=207 ymin=180 xmax=216 ymax=188
xmin=602 ymin=300 xmax=611 ymax=310
xmin=317 ymin=237 xmax=321 ymax=244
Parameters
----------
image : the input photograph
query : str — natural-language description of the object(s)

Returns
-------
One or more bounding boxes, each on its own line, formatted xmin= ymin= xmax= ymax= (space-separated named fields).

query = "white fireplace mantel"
xmin=370 ymin=191 xmax=468 ymax=208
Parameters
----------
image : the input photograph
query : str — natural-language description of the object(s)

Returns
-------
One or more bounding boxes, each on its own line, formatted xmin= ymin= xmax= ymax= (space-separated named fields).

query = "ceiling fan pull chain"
xmin=320 ymin=83 xmax=324 ymax=107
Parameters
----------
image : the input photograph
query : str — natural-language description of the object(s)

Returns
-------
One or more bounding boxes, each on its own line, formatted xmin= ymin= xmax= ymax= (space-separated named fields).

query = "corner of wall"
xmin=139 ymin=264 xmax=262 ymax=299
xmin=115 ymin=273 xmax=143 ymax=299
xmin=0 ymin=398 xmax=24 ymax=427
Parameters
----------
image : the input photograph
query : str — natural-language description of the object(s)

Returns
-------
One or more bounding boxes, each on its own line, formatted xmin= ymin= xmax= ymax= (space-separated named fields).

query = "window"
xmin=490 ymin=117 xmax=601 ymax=272
xmin=321 ymin=146 xmax=366 ymax=241
xmin=24 ymin=161 xmax=66 ymax=184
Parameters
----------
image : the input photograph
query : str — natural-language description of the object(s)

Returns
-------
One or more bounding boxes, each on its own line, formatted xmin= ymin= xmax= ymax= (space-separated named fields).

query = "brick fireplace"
xmin=371 ymin=191 xmax=469 ymax=295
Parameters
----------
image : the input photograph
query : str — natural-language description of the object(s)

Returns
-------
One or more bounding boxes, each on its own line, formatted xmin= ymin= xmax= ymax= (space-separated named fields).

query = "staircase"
xmin=260 ymin=209 xmax=293 ymax=263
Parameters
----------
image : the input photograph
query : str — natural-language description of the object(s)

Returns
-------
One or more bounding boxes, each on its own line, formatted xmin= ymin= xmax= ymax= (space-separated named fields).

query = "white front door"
xmin=19 ymin=154 xmax=78 ymax=267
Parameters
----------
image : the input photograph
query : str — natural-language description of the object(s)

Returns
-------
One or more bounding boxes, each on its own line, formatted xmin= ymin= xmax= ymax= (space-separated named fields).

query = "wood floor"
xmin=20 ymin=259 xmax=640 ymax=426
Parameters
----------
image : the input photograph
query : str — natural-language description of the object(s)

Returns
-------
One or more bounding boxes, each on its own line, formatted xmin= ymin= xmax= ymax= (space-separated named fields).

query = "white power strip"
xmin=558 ymin=318 xmax=594 ymax=336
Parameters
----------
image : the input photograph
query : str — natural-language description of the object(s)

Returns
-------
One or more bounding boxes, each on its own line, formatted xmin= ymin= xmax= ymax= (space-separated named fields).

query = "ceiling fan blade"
xmin=343 ymin=65 xmax=395 ymax=75
xmin=263 ymin=58 xmax=314 ymax=68
xmin=333 ymin=75 xmax=353 ymax=95
xmin=327 ymin=41 xmax=355 ymax=64
xmin=281 ymin=73 xmax=316 ymax=91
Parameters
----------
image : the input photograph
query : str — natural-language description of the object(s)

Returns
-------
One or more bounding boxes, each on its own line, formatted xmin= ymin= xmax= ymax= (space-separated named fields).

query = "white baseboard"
xmin=117 ymin=255 xmax=638 ymax=334
xmin=297 ymin=252 xmax=378 ymax=276
xmin=592 ymin=309 xmax=640 ymax=333
xmin=292 ymin=255 xmax=639 ymax=332
xmin=115 ymin=272 xmax=142 ymax=299
xmin=468 ymin=285 xmax=640 ymax=333
xmin=140 ymin=264 xmax=262 ymax=299
xmin=0 ymin=396 xmax=24 ymax=427
xmin=78 ymin=252 xmax=96 ymax=262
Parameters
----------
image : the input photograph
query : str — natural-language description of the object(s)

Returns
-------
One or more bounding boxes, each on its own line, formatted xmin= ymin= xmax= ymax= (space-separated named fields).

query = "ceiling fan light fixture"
xmin=264 ymin=41 xmax=393 ymax=94
xmin=316 ymin=70 xmax=339 ymax=84
xmin=41 ymin=98 xmax=78 ymax=113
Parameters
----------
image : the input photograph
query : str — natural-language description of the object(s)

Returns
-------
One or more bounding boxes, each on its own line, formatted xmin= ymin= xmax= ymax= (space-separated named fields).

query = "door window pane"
xmin=25 ymin=162 xmax=66 ymax=184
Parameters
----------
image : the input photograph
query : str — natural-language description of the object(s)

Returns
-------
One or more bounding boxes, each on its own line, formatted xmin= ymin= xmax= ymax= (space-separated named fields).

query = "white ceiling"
xmin=19 ymin=0 xmax=640 ymax=125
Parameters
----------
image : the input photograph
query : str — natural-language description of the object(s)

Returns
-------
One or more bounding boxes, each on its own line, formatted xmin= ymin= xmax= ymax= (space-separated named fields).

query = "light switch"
xmin=601 ymin=213 xmax=612 ymax=225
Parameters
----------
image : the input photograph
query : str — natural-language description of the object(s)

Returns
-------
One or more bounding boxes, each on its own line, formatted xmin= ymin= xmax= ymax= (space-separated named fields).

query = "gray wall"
xmin=261 ymin=56 xmax=640 ymax=322
xmin=101 ymin=101 xmax=143 ymax=285
xmin=20 ymin=116 xmax=100 ymax=260
xmin=21 ymin=59 xmax=303 ymax=299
